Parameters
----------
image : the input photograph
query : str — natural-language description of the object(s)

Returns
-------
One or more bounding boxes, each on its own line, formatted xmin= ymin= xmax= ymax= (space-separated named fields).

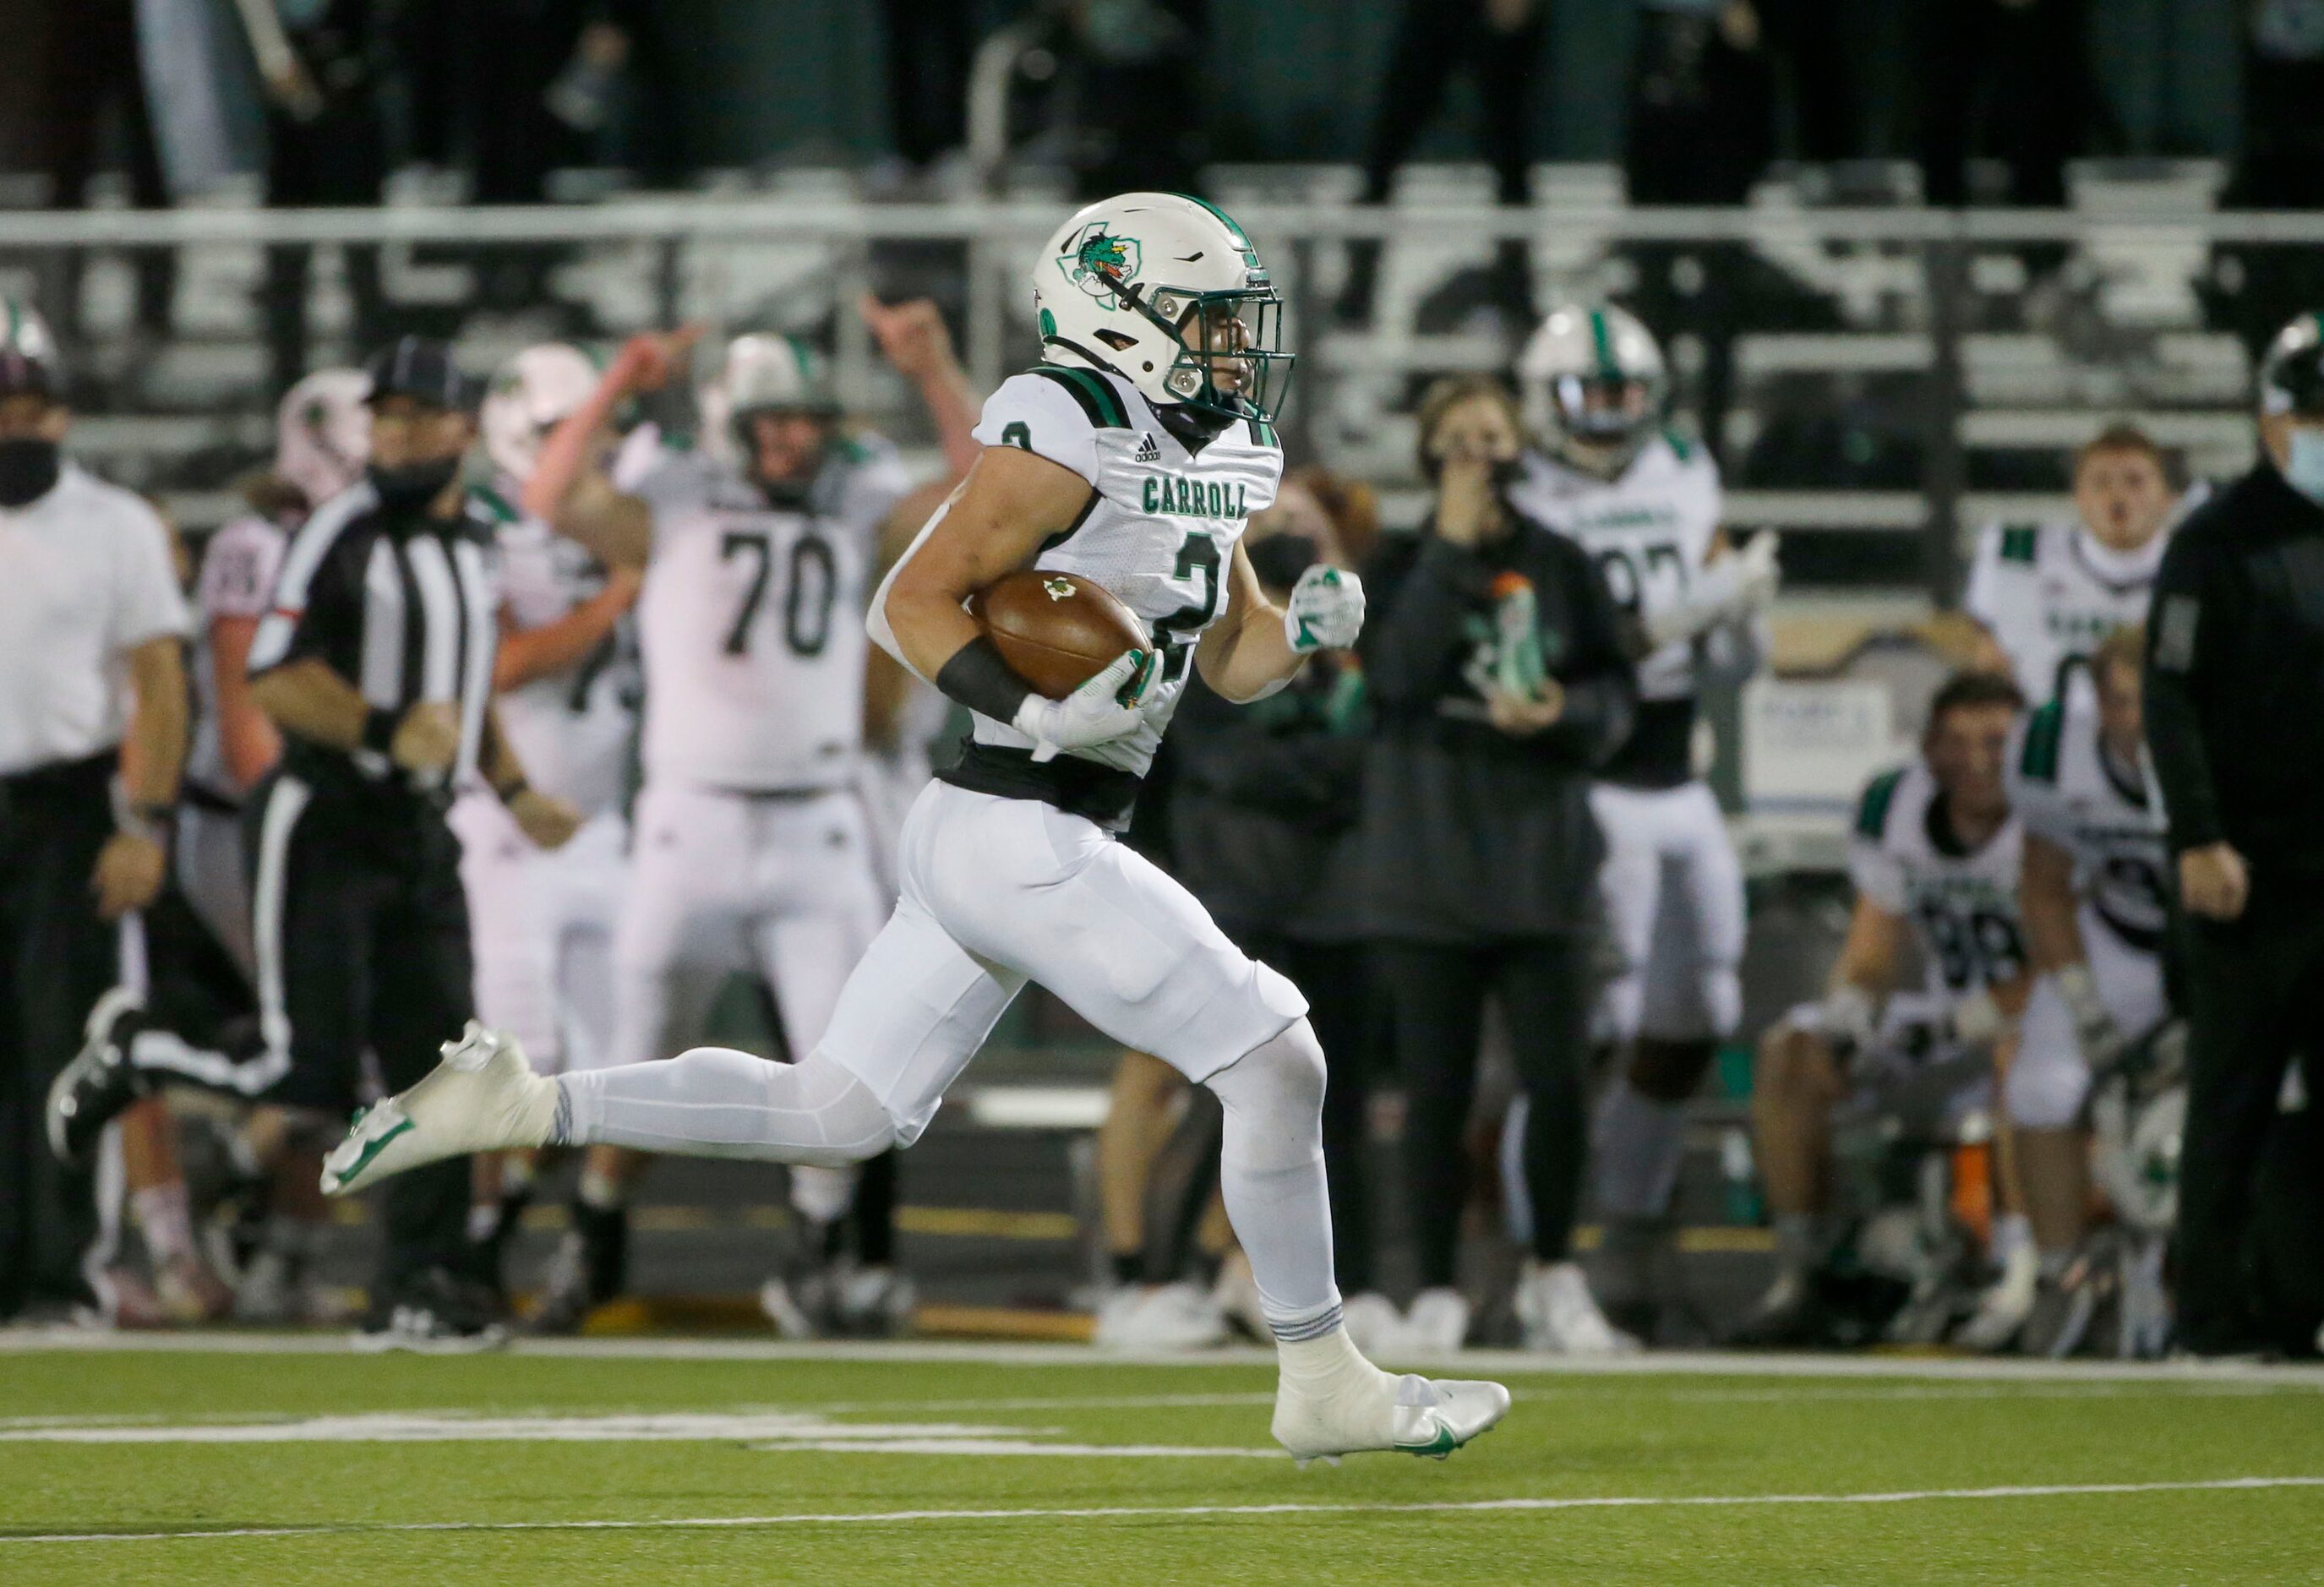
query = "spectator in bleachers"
xmin=1335 ymin=0 xmax=1542 ymax=328
xmin=1914 ymin=0 xmax=2089 ymax=286
xmin=234 ymin=0 xmax=390 ymax=399
xmin=1356 ymin=376 xmax=1639 ymax=1354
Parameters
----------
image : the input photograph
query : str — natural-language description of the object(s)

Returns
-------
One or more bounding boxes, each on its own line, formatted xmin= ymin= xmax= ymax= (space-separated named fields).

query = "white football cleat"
xmin=1094 ymin=1281 xmax=1228 ymax=1350
xmin=1514 ymin=1260 xmax=1642 ymax=1355
xmin=1274 ymin=1366 xmax=1511 ymax=1464
xmin=321 ymin=1023 xmax=559 ymax=1197
xmin=1956 ymin=1241 xmax=2040 ymax=1352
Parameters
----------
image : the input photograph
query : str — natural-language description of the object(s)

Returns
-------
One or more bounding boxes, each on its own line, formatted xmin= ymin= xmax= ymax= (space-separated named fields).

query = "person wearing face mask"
xmin=2143 ymin=311 xmax=2324 ymax=1359
xmin=1965 ymin=424 xmax=2195 ymax=708
xmin=0 ymin=300 xmax=190 ymax=1322
xmin=1356 ymin=375 xmax=1640 ymax=1355
xmin=53 ymin=336 xmax=584 ymax=1350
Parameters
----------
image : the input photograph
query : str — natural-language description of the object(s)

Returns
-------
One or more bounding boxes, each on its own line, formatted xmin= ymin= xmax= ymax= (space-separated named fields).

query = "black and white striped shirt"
xmin=248 ymin=481 xmax=499 ymax=798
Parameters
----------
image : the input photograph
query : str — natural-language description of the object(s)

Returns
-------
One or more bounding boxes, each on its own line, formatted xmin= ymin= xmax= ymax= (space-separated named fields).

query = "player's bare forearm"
xmin=479 ymin=706 xmax=527 ymax=795
xmin=526 ymin=349 xmax=656 ymax=569
xmin=250 ymin=657 xmax=370 ymax=751
xmin=210 ymin=616 xmax=281 ymax=791
xmin=2019 ymin=833 xmax=2088 ymax=976
xmin=1830 ymin=899 xmax=1904 ymax=1000
xmin=882 ymin=444 xmax=1091 ymax=683
xmin=1194 ymin=539 xmax=1305 ymax=703
xmin=123 ymin=637 xmax=188 ymax=809
xmin=493 ymin=570 xmax=639 ymax=691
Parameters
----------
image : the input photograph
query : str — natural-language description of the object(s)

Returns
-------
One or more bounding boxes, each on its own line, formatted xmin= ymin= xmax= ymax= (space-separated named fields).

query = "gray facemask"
xmin=2284 ymin=426 xmax=2324 ymax=505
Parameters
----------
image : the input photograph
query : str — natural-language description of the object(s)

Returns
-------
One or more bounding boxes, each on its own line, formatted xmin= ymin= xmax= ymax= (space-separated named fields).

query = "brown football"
xmin=970 ymin=568 xmax=1149 ymax=700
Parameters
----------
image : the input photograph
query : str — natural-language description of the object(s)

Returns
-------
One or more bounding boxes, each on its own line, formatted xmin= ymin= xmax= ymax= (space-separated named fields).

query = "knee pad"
xmin=760 ymin=1046 xmax=903 ymax=1164
xmin=1207 ymin=1017 xmax=1327 ymax=1157
xmin=2004 ymin=1044 xmax=2090 ymax=1131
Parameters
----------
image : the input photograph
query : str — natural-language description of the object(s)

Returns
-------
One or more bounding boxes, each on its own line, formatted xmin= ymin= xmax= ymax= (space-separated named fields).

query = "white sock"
xmin=554 ymin=1046 xmax=895 ymax=1166
xmin=1992 ymin=1213 xmax=2034 ymax=1268
xmin=131 ymin=1184 xmax=195 ymax=1266
xmin=1205 ymin=1018 xmax=1343 ymax=1342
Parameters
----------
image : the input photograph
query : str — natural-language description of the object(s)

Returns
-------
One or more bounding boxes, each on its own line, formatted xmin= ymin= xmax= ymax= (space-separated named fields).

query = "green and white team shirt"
xmin=1849 ymin=760 xmax=2027 ymax=1002
xmin=1962 ymin=518 xmax=2171 ymax=706
xmin=1508 ymin=431 xmax=1721 ymax=703
xmin=632 ymin=435 xmax=910 ymax=791
xmin=2008 ymin=692 xmax=2170 ymax=955
xmin=471 ymin=480 xmax=640 ymax=818
xmin=929 ymin=361 xmax=1283 ymax=777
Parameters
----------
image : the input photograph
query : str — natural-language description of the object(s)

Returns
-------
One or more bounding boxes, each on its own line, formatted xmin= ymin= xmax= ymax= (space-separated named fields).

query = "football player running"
xmin=1736 ymin=673 xmax=2032 ymax=1347
xmin=1508 ymin=303 xmax=1778 ymax=1340
xmin=2001 ymin=626 xmax=2170 ymax=1355
xmin=452 ymin=343 xmax=644 ymax=1323
xmin=324 ymin=193 xmax=1509 ymax=1462
xmin=1963 ymin=423 xmax=2183 ymax=706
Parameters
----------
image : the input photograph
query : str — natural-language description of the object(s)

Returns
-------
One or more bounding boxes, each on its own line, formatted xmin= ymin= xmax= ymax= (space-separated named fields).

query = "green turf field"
xmin=4 ymin=1339 xmax=2321 ymax=1585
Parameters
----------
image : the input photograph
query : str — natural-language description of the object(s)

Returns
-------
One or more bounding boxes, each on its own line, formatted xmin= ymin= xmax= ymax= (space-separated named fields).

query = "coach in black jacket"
xmin=2145 ymin=313 xmax=2324 ymax=1355
xmin=1356 ymin=376 xmax=1637 ymax=1340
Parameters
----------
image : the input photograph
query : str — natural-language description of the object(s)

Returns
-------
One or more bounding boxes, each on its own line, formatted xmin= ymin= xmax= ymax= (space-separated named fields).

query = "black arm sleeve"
xmin=2142 ymin=530 xmax=2225 ymax=853
xmin=1356 ymin=527 xmax=1492 ymax=710
xmin=933 ymin=634 xmax=1034 ymax=725
xmin=1530 ymin=534 xmax=1639 ymax=768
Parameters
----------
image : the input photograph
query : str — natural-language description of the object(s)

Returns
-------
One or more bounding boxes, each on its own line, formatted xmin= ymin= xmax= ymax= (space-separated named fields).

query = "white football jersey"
xmin=635 ymin=435 xmax=909 ymax=791
xmin=1850 ymin=759 xmax=2028 ymax=1001
xmin=475 ymin=483 xmax=640 ymax=818
xmin=1962 ymin=519 xmax=2169 ymax=705
xmin=185 ymin=513 xmax=287 ymax=804
xmin=880 ymin=365 xmax=1281 ymax=777
xmin=2007 ymin=691 xmax=2170 ymax=955
xmin=1508 ymin=433 xmax=1721 ymax=701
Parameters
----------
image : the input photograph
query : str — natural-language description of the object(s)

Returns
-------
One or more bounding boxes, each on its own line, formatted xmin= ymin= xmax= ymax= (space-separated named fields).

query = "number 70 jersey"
xmin=633 ymin=437 xmax=910 ymax=791
xmin=912 ymin=363 xmax=1281 ymax=777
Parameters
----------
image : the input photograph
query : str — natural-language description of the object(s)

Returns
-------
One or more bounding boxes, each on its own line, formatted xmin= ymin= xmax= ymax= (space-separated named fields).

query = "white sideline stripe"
xmin=5 ymin=1328 xmax=2322 ymax=1388
xmin=9 ymin=1475 xmax=2321 ymax=1547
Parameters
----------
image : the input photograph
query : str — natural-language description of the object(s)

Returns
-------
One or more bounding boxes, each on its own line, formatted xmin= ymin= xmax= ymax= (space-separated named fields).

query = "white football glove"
xmin=1012 ymin=649 xmax=1157 ymax=765
xmin=1643 ymin=532 xmax=1782 ymax=649
xmin=1283 ymin=564 xmax=1366 ymax=653
xmin=2054 ymin=963 xmax=2125 ymax=1067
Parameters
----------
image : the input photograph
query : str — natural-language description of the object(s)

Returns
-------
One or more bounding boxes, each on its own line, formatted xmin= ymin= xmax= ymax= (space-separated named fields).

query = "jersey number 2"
xmin=721 ymin=530 xmax=837 ymax=657
xmin=1150 ymin=532 xmax=1220 ymax=683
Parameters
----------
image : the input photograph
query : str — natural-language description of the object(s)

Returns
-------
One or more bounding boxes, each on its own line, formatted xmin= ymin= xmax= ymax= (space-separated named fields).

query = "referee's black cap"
xmin=363 ymin=336 xmax=480 ymax=413
xmin=2260 ymin=312 xmax=2324 ymax=420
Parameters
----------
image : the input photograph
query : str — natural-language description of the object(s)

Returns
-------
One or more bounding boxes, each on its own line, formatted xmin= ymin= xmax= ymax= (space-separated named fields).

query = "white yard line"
xmin=8 ymin=1475 xmax=2321 ymax=1547
xmin=4 ymin=1326 xmax=2321 ymax=1388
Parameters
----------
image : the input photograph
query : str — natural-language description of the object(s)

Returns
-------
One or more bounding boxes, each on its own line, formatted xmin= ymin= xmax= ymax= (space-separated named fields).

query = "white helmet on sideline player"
xmin=273 ymin=367 xmax=371 ymax=510
xmin=1519 ymin=303 xmax=1668 ymax=466
xmin=481 ymin=343 xmax=598 ymax=484
xmin=1030 ymin=191 xmax=1293 ymax=423
xmin=0 ymin=297 xmax=63 ymax=399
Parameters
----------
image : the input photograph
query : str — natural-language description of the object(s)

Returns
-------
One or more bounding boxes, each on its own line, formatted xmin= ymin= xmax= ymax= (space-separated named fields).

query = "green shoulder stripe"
xmin=1247 ymin=415 xmax=1279 ymax=449
xmin=1661 ymin=425 xmax=1694 ymax=462
xmin=1999 ymin=525 xmax=2039 ymax=565
xmin=472 ymin=484 xmax=521 ymax=524
xmin=2020 ymin=700 xmax=2065 ymax=783
xmin=1855 ymin=767 xmax=1906 ymax=841
xmin=1030 ymin=366 xmax=1130 ymax=430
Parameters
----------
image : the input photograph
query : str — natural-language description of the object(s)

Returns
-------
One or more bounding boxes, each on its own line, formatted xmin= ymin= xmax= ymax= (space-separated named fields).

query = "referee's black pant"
xmin=2173 ymin=872 xmax=2324 ymax=1355
xmin=0 ymin=751 xmax=122 ymax=1317
xmin=247 ymin=771 xmax=477 ymax=1306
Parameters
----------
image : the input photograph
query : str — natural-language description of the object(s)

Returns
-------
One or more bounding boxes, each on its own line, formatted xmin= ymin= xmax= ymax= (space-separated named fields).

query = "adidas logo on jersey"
xmin=1142 ymin=473 xmax=1251 ymax=520
xmin=1132 ymin=432 xmax=1162 ymax=463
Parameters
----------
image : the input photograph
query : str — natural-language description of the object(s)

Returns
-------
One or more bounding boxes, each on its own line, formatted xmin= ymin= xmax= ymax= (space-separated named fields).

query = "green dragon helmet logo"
xmin=1056 ymin=224 xmax=1142 ymax=310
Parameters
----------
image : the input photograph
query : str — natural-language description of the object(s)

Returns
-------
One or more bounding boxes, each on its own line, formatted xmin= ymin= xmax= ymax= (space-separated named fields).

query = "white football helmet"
xmin=481 ymin=343 xmax=598 ymax=484
xmin=1030 ymin=191 xmax=1292 ymax=422
xmin=1518 ymin=303 xmax=1668 ymax=457
xmin=273 ymin=368 xmax=371 ymax=510
xmin=697 ymin=333 xmax=836 ymax=461
xmin=0 ymin=297 xmax=63 ymax=399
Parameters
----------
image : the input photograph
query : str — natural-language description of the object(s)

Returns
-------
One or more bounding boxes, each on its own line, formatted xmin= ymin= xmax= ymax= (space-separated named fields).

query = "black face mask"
xmin=1421 ymin=450 xmax=1526 ymax=493
xmin=1247 ymin=532 xmax=1319 ymax=592
xmin=0 ymin=436 xmax=61 ymax=508
xmin=368 ymin=456 xmax=461 ymax=513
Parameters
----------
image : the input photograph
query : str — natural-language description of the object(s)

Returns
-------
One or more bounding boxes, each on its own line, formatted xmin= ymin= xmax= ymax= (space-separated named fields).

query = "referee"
xmin=0 ymin=302 xmax=189 ymax=1321
xmin=2144 ymin=311 xmax=2324 ymax=1357
xmin=245 ymin=337 xmax=578 ymax=1348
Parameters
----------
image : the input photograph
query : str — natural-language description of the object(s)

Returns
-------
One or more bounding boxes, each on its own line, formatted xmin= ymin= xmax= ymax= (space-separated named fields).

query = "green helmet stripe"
xmin=1169 ymin=192 xmax=1252 ymax=250
xmin=1589 ymin=309 xmax=1618 ymax=381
